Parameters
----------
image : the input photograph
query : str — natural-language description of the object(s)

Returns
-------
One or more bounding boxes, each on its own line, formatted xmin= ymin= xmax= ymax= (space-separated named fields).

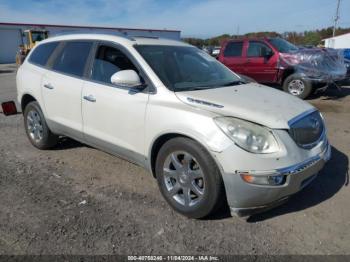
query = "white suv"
xmin=17 ymin=34 xmax=331 ymax=218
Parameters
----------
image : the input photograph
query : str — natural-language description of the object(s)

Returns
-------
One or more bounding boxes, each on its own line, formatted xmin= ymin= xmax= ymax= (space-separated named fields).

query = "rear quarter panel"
xmin=16 ymin=62 xmax=48 ymax=115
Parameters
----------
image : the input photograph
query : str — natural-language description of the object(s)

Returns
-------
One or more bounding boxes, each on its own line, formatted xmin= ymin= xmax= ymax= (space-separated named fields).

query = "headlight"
xmin=214 ymin=117 xmax=279 ymax=154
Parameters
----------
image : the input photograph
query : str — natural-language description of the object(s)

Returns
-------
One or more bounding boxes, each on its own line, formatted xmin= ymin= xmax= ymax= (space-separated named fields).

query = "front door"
xmin=82 ymin=44 xmax=149 ymax=163
xmin=244 ymin=41 xmax=278 ymax=83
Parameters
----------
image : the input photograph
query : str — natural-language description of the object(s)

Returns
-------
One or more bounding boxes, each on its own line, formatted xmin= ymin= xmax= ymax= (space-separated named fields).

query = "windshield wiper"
xmin=175 ymin=80 xmax=246 ymax=92
xmin=222 ymin=80 xmax=246 ymax=86
xmin=177 ymin=85 xmax=213 ymax=91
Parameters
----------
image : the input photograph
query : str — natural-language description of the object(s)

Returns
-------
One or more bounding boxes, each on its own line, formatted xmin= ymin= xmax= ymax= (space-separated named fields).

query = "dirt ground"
xmin=0 ymin=64 xmax=349 ymax=255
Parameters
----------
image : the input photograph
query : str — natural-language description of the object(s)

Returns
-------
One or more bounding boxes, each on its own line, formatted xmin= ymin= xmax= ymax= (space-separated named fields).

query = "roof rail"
xmin=132 ymin=36 xmax=159 ymax=39
xmin=49 ymin=30 xmax=136 ymax=41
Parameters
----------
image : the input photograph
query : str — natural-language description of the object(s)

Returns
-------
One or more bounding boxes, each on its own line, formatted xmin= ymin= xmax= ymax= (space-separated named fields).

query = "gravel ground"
xmin=0 ymin=64 xmax=349 ymax=255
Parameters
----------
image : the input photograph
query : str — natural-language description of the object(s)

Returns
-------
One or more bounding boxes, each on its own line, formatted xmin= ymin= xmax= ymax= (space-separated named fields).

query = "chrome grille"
xmin=288 ymin=110 xmax=324 ymax=149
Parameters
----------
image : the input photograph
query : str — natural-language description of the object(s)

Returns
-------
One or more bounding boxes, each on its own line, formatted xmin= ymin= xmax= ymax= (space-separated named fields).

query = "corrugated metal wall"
xmin=0 ymin=28 xmax=22 ymax=63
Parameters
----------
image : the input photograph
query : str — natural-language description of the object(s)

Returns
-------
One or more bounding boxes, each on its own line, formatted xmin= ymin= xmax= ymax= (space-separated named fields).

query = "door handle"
xmin=44 ymin=83 xmax=54 ymax=90
xmin=83 ymin=95 xmax=96 ymax=102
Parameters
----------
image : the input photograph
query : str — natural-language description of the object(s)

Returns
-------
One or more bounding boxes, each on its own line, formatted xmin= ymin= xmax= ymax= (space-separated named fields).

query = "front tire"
xmin=282 ymin=73 xmax=313 ymax=99
xmin=155 ymin=137 xmax=225 ymax=219
xmin=23 ymin=101 xmax=59 ymax=149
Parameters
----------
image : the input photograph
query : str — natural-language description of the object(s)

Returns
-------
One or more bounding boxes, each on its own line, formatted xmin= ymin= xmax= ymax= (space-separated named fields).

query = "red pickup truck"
xmin=218 ymin=37 xmax=347 ymax=99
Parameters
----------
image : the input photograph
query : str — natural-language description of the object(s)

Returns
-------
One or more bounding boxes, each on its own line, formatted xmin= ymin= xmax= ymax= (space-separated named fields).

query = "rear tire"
xmin=155 ymin=137 xmax=225 ymax=219
xmin=23 ymin=101 xmax=58 ymax=149
xmin=282 ymin=73 xmax=313 ymax=99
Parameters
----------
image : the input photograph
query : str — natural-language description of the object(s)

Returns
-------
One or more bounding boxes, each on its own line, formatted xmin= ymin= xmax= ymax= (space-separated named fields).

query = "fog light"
xmin=240 ymin=173 xmax=286 ymax=186
xmin=268 ymin=175 xmax=285 ymax=186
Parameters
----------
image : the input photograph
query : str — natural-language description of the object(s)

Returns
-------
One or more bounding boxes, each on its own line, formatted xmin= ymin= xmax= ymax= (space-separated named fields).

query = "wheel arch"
xmin=148 ymin=132 xmax=213 ymax=178
xmin=281 ymin=68 xmax=295 ymax=85
xmin=21 ymin=93 xmax=37 ymax=113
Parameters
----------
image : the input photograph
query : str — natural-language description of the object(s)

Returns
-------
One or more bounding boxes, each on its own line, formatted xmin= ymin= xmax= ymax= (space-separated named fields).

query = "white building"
xmin=323 ymin=32 xmax=350 ymax=49
xmin=0 ymin=22 xmax=181 ymax=63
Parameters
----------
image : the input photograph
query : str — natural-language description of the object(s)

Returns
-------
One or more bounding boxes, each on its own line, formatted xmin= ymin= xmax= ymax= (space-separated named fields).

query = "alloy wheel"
xmin=163 ymin=151 xmax=205 ymax=207
xmin=288 ymin=79 xmax=305 ymax=96
xmin=27 ymin=109 xmax=44 ymax=142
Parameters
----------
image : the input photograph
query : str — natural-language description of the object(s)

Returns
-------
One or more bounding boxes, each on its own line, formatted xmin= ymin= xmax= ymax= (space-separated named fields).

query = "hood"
xmin=175 ymin=83 xmax=314 ymax=129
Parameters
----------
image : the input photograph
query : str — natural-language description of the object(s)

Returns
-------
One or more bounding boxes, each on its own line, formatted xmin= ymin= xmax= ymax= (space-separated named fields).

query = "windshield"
xmin=268 ymin=38 xmax=298 ymax=53
xmin=31 ymin=32 xmax=46 ymax=42
xmin=135 ymin=45 xmax=242 ymax=91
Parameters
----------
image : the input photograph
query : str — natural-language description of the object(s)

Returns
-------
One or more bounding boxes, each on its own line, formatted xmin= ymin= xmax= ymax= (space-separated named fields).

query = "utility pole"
xmin=333 ymin=0 xmax=341 ymax=37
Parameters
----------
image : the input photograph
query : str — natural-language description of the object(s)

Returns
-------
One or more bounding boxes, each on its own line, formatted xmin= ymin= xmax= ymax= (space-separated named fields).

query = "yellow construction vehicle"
xmin=16 ymin=29 xmax=49 ymax=65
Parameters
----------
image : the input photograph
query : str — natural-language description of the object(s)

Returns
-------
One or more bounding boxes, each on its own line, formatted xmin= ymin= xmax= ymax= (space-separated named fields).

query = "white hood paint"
xmin=175 ymin=83 xmax=314 ymax=129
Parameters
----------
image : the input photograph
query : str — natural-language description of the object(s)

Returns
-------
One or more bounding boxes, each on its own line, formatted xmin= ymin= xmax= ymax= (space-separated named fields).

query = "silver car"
xmin=16 ymin=34 xmax=331 ymax=218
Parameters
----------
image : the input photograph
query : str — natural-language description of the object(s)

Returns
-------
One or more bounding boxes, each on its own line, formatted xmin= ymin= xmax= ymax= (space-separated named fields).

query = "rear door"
xmin=81 ymin=43 xmax=149 ymax=163
xmin=41 ymin=40 xmax=93 ymax=140
xmin=244 ymin=41 xmax=278 ymax=83
xmin=219 ymin=41 xmax=246 ymax=74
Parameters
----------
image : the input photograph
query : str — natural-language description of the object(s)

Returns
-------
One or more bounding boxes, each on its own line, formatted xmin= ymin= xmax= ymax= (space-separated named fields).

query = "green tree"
xmin=182 ymin=27 xmax=350 ymax=48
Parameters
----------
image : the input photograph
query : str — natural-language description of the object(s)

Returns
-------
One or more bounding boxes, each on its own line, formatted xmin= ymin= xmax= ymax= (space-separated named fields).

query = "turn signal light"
xmin=240 ymin=173 xmax=286 ymax=186
xmin=241 ymin=173 xmax=255 ymax=183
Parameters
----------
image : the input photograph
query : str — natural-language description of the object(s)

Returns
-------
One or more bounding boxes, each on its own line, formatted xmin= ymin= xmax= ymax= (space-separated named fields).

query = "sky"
xmin=0 ymin=0 xmax=349 ymax=38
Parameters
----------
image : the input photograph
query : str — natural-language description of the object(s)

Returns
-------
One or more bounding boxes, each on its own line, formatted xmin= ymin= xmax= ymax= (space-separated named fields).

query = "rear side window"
xmin=223 ymin=42 xmax=243 ymax=57
xmin=52 ymin=41 xmax=92 ymax=77
xmin=29 ymin=42 xmax=58 ymax=66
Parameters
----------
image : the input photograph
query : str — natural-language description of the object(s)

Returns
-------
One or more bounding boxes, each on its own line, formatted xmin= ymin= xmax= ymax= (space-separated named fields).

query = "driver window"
xmin=247 ymin=41 xmax=272 ymax=57
xmin=91 ymin=45 xmax=138 ymax=84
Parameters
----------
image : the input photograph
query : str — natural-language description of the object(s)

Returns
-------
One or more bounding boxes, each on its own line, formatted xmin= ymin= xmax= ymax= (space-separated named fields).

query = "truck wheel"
xmin=24 ymin=101 xmax=59 ymax=149
xmin=282 ymin=74 xmax=313 ymax=99
xmin=155 ymin=137 xmax=225 ymax=219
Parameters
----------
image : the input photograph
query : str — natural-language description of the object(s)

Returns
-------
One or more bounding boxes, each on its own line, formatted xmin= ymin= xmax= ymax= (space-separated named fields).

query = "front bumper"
xmin=215 ymin=133 xmax=331 ymax=217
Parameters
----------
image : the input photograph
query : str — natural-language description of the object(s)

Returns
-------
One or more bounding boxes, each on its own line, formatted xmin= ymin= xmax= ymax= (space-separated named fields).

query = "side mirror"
xmin=110 ymin=70 xmax=143 ymax=89
xmin=263 ymin=49 xmax=274 ymax=59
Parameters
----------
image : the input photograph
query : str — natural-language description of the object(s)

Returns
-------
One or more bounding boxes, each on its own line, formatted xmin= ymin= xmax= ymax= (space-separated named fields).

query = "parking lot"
xmin=0 ymin=63 xmax=349 ymax=255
